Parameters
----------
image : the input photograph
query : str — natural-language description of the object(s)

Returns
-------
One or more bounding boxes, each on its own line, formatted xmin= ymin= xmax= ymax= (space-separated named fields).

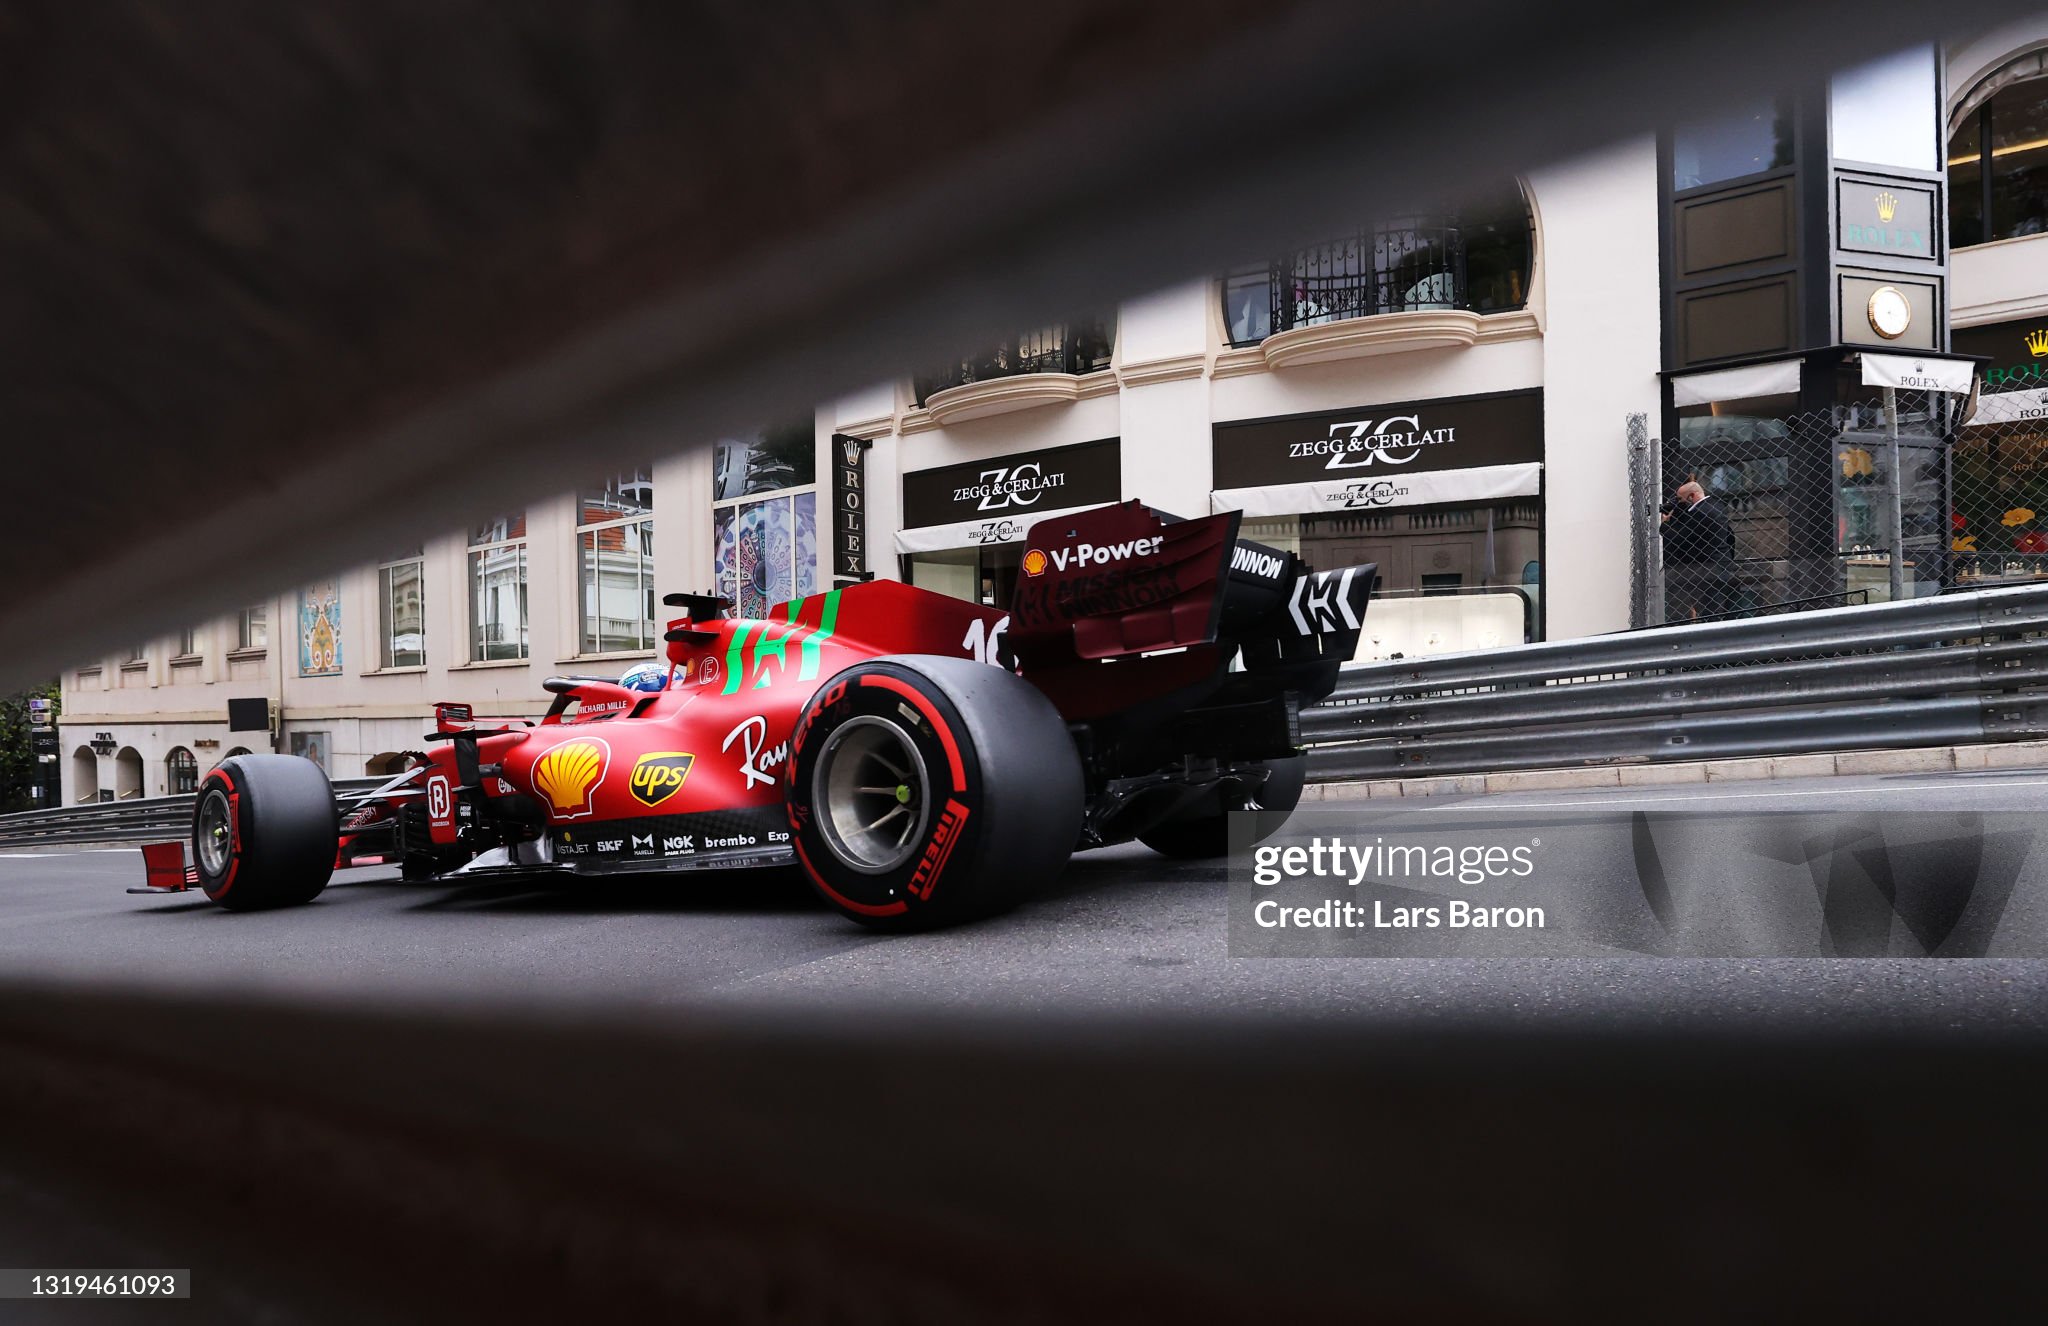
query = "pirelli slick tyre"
xmin=1137 ymin=755 xmax=1307 ymax=860
xmin=787 ymin=655 xmax=1083 ymax=930
xmin=191 ymin=755 xmax=337 ymax=910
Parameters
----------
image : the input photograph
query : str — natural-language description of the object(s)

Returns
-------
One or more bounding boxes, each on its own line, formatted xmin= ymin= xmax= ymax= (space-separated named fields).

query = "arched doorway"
xmin=113 ymin=747 xmax=144 ymax=800
xmin=71 ymin=747 xmax=99 ymax=803
xmin=166 ymin=747 xmax=198 ymax=795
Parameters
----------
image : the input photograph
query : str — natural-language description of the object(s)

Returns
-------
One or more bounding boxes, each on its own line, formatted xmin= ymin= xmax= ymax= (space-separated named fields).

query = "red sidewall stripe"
xmin=856 ymin=675 xmax=966 ymax=793
xmin=794 ymin=837 xmax=908 ymax=918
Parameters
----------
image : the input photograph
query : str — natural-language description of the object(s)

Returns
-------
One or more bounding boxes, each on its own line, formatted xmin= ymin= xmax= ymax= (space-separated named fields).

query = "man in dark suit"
xmin=1661 ymin=481 xmax=1736 ymax=622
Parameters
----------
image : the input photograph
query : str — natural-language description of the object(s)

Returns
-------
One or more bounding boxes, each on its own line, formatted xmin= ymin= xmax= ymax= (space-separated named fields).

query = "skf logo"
xmin=533 ymin=739 xmax=610 ymax=819
xmin=1022 ymin=549 xmax=1049 ymax=577
xmin=2027 ymin=328 xmax=2048 ymax=359
xmin=1875 ymin=190 xmax=1897 ymax=223
xmin=628 ymin=752 xmax=695 ymax=808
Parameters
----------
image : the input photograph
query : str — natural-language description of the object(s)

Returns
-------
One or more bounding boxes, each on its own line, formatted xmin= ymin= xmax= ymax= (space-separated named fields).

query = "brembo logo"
xmin=1041 ymin=536 xmax=1164 ymax=573
xmin=1288 ymin=416 xmax=1457 ymax=469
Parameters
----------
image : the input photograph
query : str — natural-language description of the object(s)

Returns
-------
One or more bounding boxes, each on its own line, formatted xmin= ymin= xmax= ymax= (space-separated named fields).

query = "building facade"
xmin=59 ymin=21 xmax=2048 ymax=800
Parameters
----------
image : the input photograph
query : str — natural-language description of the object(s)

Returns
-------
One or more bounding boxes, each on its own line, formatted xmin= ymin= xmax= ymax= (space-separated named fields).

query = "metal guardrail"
xmin=1303 ymin=584 xmax=2048 ymax=781
xmin=14 ymin=586 xmax=2048 ymax=844
xmin=0 ymin=778 xmax=384 ymax=850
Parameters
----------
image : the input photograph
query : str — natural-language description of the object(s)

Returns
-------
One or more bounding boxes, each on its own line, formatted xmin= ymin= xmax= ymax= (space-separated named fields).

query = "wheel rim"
xmin=196 ymin=787 xmax=233 ymax=876
xmin=813 ymin=715 xmax=931 ymax=875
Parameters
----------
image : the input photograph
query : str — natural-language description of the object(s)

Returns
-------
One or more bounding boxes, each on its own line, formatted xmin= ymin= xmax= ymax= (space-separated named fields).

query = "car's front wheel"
xmin=192 ymin=754 xmax=337 ymax=910
xmin=786 ymin=655 xmax=1083 ymax=929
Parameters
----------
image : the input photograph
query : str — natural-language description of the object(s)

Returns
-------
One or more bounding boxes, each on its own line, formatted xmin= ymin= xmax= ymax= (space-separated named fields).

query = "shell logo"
xmin=1022 ymin=549 xmax=1049 ymax=577
xmin=533 ymin=739 xmax=610 ymax=819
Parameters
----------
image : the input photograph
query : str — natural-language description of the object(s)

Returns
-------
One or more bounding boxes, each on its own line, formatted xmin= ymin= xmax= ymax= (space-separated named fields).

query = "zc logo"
xmin=1335 ymin=480 xmax=1409 ymax=509
xmin=955 ymin=462 xmax=1067 ymax=511
xmin=1287 ymin=416 xmax=1457 ymax=470
xmin=629 ymin=752 xmax=695 ymax=808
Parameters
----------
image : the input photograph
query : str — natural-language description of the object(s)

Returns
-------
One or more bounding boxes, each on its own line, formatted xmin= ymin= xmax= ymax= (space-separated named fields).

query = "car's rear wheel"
xmin=1137 ymin=755 xmax=1307 ymax=860
xmin=192 ymin=755 xmax=337 ymax=910
xmin=787 ymin=655 xmax=1083 ymax=929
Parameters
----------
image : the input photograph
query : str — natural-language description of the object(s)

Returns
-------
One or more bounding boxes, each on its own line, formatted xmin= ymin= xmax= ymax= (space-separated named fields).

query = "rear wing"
xmin=1009 ymin=500 xmax=1374 ymax=718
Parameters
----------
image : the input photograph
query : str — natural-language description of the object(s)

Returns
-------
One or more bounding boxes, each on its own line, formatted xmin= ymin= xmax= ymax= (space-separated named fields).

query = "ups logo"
xmin=629 ymin=752 xmax=695 ymax=808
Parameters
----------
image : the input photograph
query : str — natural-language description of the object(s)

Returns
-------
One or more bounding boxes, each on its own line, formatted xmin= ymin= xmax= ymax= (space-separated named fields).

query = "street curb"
xmin=1307 ymin=739 xmax=2048 ymax=801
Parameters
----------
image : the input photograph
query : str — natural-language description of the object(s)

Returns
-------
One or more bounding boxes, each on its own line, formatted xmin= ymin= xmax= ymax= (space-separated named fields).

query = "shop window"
xmin=1671 ymin=97 xmax=1794 ymax=191
xmin=1949 ymin=59 xmax=2048 ymax=247
xmin=913 ymin=321 xmax=1114 ymax=405
xmin=237 ymin=606 xmax=267 ymax=651
xmin=1243 ymin=501 xmax=1544 ymax=639
xmin=378 ymin=549 xmax=425 ymax=668
xmin=166 ymin=747 xmax=198 ymax=795
xmin=578 ymin=469 xmax=656 ymax=653
xmin=1221 ymin=184 xmax=1532 ymax=348
xmin=469 ymin=512 xmax=529 ymax=662
xmin=713 ymin=425 xmax=819 ymax=619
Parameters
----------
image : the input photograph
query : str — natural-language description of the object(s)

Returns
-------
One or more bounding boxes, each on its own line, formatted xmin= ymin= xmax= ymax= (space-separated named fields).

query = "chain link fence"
xmin=1627 ymin=389 xmax=2048 ymax=629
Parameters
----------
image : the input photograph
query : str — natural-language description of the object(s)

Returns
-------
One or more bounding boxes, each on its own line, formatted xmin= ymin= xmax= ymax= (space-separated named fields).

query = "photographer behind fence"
xmin=1661 ymin=480 xmax=1735 ymax=622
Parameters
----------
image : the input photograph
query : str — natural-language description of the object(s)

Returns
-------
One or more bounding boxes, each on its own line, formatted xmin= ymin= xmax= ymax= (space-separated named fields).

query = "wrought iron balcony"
xmin=1223 ymin=210 xmax=1529 ymax=349
xmin=914 ymin=320 xmax=1114 ymax=406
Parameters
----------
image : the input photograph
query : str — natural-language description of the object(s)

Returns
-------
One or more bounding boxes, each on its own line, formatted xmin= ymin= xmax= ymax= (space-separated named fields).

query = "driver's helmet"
xmin=618 ymin=661 xmax=670 ymax=693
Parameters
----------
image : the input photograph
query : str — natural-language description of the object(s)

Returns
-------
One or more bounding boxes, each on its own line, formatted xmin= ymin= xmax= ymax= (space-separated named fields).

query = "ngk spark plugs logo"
xmin=533 ymin=739 xmax=610 ymax=819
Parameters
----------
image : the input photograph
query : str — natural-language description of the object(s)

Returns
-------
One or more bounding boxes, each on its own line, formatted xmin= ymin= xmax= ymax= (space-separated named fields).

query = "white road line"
xmin=1393 ymin=776 xmax=2048 ymax=812
xmin=0 ymin=848 xmax=140 ymax=858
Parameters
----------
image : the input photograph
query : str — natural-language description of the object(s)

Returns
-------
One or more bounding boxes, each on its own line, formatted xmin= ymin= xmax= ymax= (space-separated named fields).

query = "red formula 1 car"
xmin=140 ymin=501 xmax=1373 ymax=928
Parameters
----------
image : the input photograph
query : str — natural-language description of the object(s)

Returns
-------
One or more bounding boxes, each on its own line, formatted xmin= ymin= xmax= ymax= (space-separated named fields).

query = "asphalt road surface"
xmin=7 ymin=767 xmax=2048 ymax=1323
xmin=4 ymin=766 xmax=2047 ymax=1036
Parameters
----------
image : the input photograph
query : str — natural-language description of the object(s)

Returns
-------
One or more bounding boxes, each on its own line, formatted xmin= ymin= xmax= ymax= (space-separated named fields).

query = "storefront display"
xmin=897 ymin=438 xmax=1121 ymax=606
xmin=1211 ymin=392 xmax=1545 ymax=640
xmin=712 ymin=425 xmax=819 ymax=617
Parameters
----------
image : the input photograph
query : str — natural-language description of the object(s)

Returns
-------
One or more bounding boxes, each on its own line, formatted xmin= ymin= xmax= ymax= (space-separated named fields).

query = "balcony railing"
xmin=1224 ymin=215 xmax=1502 ymax=349
xmin=914 ymin=320 xmax=1114 ymax=405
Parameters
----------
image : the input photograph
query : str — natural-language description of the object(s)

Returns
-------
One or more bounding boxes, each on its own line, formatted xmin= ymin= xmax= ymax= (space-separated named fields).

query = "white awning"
xmin=1212 ymin=461 xmax=1542 ymax=519
xmin=1670 ymin=360 xmax=1802 ymax=407
xmin=1861 ymin=352 xmax=1974 ymax=394
xmin=894 ymin=503 xmax=1112 ymax=555
xmin=1968 ymin=386 xmax=2048 ymax=426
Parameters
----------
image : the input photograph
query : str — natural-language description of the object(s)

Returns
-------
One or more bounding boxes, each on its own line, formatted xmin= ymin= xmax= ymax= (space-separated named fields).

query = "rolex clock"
xmin=1867 ymin=285 xmax=1912 ymax=340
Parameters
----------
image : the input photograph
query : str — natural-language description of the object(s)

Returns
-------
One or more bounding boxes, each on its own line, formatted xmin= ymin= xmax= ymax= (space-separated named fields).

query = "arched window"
xmin=166 ymin=747 xmax=198 ymax=795
xmin=1221 ymin=182 xmax=1533 ymax=347
xmin=113 ymin=747 xmax=144 ymax=800
xmin=1949 ymin=53 xmax=2048 ymax=247
xmin=71 ymin=747 xmax=99 ymax=803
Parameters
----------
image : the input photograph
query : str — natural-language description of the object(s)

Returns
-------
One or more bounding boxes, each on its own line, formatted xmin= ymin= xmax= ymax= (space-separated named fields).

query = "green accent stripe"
xmin=799 ymin=589 xmax=842 ymax=681
xmin=722 ymin=624 xmax=752 ymax=696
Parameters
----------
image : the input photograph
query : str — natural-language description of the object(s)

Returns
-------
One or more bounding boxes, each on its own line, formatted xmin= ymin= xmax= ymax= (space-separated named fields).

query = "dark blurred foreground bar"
xmin=0 ymin=981 xmax=2042 ymax=1322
